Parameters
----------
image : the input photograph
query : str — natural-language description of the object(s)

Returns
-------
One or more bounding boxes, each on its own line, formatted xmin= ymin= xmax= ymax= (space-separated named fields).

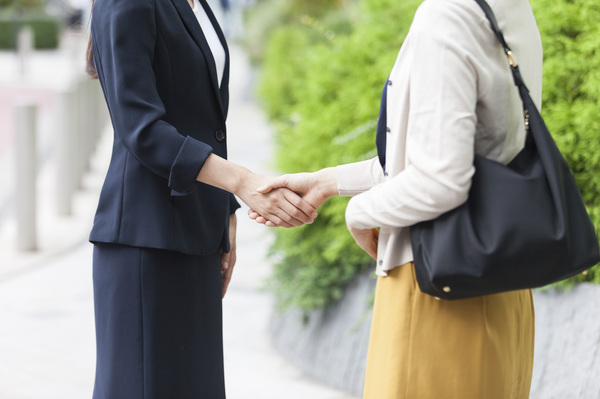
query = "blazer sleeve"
xmin=91 ymin=0 xmax=212 ymax=195
xmin=229 ymin=193 xmax=241 ymax=214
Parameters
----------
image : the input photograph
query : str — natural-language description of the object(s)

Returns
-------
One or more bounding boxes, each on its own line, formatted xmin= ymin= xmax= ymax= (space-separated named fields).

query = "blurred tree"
xmin=0 ymin=0 xmax=44 ymax=9
xmin=258 ymin=0 xmax=421 ymax=311
xmin=531 ymin=0 xmax=600 ymax=286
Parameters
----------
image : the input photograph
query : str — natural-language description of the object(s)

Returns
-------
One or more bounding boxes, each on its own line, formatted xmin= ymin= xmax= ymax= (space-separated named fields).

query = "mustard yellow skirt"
xmin=363 ymin=263 xmax=534 ymax=399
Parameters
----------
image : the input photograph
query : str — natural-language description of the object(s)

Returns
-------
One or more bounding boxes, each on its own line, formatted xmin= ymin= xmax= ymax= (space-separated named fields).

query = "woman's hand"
xmin=249 ymin=168 xmax=338 ymax=227
xmin=196 ymin=154 xmax=317 ymax=228
xmin=221 ymin=213 xmax=237 ymax=298
xmin=347 ymin=224 xmax=379 ymax=260
xmin=237 ymin=173 xmax=318 ymax=228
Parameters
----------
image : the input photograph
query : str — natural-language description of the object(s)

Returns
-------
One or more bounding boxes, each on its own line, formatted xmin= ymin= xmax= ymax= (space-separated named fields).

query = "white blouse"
xmin=336 ymin=0 xmax=543 ymax=276
xmin=192 ymin=0 xmax=226 ymax=87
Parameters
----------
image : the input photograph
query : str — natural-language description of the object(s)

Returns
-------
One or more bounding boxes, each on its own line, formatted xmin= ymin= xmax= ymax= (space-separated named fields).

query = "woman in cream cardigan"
xmin=252 ymin=0 xmax=542 ymax=396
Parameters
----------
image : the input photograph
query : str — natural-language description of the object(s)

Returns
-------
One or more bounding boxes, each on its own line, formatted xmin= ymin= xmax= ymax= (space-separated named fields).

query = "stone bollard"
xmin=87 ymin=79 xmax=99 ymax=150
xmin=56 ymin=88 xmax=77 ymax=216
xmin=88 ymin=79 xmax=104 ymax=154
xmin=17 ymin=26 xmax=34 ymax=78
xmin=15 ymin=102 xmax=37 ymax=251
xmin=77 ymin=78 xmax=91 ymax=177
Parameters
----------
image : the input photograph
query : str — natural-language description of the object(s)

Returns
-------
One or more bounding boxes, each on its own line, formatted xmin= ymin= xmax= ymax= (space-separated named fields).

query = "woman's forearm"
xmin=196 ymin=153 xmax=250 ymax=195
xmin=197 ymin=154 xmax=317 ymax=227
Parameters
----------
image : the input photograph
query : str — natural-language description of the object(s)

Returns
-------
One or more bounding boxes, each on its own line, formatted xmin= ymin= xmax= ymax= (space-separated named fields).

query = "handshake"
xmin=242 ymin=167 xmax=379 ymax=261
xmin=197 ymin=155 xmax=379 ymax=261
xmin=243 ymin=168 xmax=338 ymax=228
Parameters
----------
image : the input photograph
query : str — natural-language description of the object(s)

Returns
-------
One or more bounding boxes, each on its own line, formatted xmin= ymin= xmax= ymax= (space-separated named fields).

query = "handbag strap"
xmin=473 ymin=0 xmax=528 ymax=91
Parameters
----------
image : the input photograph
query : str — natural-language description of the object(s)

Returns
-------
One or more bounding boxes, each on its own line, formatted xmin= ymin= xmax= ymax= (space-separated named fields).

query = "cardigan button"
xmin=215 ymin=129 xmax=226 ymax=142
xmin=387 ymin=80 xmax=392 ymax=86
xmin=378 ymin=260 xmax=383 ymax=265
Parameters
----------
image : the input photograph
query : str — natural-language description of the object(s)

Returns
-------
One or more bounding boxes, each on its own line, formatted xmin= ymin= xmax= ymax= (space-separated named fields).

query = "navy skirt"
xmin=92 ymin=243 xmax=225 ymax=399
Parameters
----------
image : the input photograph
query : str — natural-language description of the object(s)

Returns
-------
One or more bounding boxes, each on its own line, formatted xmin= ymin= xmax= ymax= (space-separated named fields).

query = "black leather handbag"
xmin=409 ymin=0 xmax=600 ymax=300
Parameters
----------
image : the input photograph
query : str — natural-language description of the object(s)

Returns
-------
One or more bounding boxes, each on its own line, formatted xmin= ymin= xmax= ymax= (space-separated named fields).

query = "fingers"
xmin=221 ymin=250 xmax=236 ymax=298
xmin=256 ymin=175 xmax=287 ymax=194
xmin=269 ymin=188 xmax=317 ymax=227
xmin=247 ymin=188 xmax=318 ymax=228
xmin=247 ymin=209 xmax=274 ymax=226
xmin=247 ymin=209 xmax=259 ymax=220
xmin=248 ymin=209 xmax=268 ymax=225
xmin=252 ymin=189 xmax=315 ymax=228
xmin=282 ymin=190 xmax=318 ymax=220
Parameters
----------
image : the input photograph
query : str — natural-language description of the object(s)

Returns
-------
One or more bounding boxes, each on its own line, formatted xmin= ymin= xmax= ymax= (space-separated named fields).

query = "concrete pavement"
xmin=0 ymin=32 xmax=359 ymax=399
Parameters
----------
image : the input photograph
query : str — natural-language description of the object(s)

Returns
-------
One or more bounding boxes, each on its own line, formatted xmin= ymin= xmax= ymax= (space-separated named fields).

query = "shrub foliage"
xmin=531 ymin=0 xmax=600 ymax=286
xmin=256 ymin=0 xmax=600 ymax=311
xmin=0 ymin=9 xmax=61 ymax=49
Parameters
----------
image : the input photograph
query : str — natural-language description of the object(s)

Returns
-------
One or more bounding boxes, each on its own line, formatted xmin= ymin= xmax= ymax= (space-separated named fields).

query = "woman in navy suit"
xmin=85 ymin=0 xmax=316 ymax=397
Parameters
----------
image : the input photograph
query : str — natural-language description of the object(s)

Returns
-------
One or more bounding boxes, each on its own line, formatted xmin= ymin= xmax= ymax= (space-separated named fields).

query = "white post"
xmin=96 ymin=81 xmax=109 ymax=137
xmin=77 ymin=78 xmax=91 ymax=175
xmin=71 ymin=79 xmax=84 ymax=189
xmin=15 ymin=102 xmax=37 ymax=251
xmin=17 ymin=26 xmax=34 ymax=78
xmin=56 ymin=89 xmax=76 ymax=216
xmin=88 ymin=79 xmax=98 ymax=149
xmin=86 ymin=79 xmax=100 ymax=155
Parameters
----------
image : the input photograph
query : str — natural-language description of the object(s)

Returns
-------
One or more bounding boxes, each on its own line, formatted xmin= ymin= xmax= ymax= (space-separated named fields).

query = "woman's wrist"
xmin=314 ymin=167 xmax=339 ymax=200
xmin=197 ymin=153 xmax=252 ymax=196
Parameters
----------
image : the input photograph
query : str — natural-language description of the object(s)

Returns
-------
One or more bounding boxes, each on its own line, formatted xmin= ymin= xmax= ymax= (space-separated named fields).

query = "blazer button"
xmin=215 ymin=129 xmax=226 ymax=142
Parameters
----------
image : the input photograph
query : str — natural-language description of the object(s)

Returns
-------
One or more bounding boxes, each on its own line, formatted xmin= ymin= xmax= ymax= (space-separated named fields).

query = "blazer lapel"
xmin=170 ymin=0 xmax=228 ymax=117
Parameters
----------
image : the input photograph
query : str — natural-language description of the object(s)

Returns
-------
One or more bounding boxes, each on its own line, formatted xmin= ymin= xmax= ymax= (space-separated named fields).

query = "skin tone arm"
xmin=186 ymin=0 xmax=318 ymax=298
xmin=197 ymin=154 xmax=318 ymax=228
xmin=199 ymin=155 xmax=319 ymax=297
xmin=186 ymin=0 xmax=317 ymax=227
xmin=248 ymin=168 xmax=379 ymax=260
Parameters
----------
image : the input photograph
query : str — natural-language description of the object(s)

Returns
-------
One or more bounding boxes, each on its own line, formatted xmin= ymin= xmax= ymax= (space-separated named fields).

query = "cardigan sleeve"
xmin=91 ymin=0 xmax=213 ymax=196
xmin=336 ymin=158 xmax=385 ymax=197
xmin=345 ymin=0 xmax=478 ymax=229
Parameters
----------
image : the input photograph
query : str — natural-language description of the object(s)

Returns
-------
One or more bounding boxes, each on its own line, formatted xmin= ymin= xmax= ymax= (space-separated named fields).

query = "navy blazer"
xmin=89 ymin=0 xmax=240 ymax=255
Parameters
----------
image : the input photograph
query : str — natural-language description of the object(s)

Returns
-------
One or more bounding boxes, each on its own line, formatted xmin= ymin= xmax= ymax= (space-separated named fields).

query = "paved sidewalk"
xmin=0 ymin=34 xmax=359 ymax=398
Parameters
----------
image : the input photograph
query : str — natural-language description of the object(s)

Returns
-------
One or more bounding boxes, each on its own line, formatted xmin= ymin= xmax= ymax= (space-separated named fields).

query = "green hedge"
xmin=0 ymin=12 xmax=61 ymax=49
xmin=0 ymin=0 xmax=44 ymax=8
xmin=257 ymin=0 xmax=600 ymax=311
xmin=243 ymin=0 xmax=353 ymax=64
xmin=530 ymin=0 xmax=600 ymax=286
xmin=259 ymin=0 xmax=422 ymax=311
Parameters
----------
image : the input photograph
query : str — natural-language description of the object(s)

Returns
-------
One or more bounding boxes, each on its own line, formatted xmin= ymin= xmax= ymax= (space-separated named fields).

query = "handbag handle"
xmin=473 ymin=0 xmax=529 ymax=91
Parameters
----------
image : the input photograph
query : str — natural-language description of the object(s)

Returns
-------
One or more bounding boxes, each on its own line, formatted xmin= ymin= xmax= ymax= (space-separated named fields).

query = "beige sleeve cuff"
xmin=336 ymin=157 xmax=384 ymax=197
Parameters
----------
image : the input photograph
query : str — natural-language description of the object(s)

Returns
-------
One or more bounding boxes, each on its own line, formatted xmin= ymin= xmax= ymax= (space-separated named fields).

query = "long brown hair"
xmin=86 ymin=0 xmax=97 ymax=79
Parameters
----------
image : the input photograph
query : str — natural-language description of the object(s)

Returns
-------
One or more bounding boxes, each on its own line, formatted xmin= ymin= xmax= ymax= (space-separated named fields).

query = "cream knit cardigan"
xmin=336 ymin=0 xmax=543 ymax=276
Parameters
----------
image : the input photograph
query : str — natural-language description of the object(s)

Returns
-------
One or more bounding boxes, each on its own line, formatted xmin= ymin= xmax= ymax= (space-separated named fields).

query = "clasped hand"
xmin=248 ymin=170 xmax=379 ymax=260
xmin=249 ymin=172 xmax=328 ymax=227
xmin=237 ymin=172 xmax=320 ymax=228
